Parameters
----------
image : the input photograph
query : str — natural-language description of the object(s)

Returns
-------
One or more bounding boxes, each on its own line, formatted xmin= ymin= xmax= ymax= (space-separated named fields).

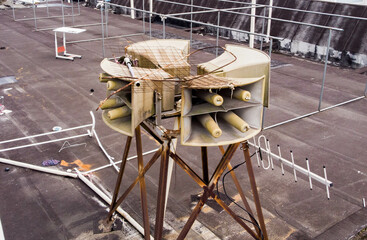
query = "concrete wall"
xmin=110 ymin=0 xmax=367 ymax=68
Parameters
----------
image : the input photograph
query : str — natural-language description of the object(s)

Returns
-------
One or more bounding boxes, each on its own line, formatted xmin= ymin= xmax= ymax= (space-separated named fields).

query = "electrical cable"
xmin=217 ymin=151 xmax=264 ymax=240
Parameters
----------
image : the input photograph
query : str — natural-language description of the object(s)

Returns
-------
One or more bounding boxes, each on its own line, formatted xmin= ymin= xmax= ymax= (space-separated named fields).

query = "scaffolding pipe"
xmin=75 ymin=170 xmax=153 ymax=239
xmin=0 ymin=157 xmax=78 ymax=178
xmin=0 ymin=218 xmax=4 ymax=240
xmin=219 ymin=0 xmax=367 ymax=21
xmin=130 ymin=0 xmax=135 ymax=19
xmin=0 ymin=124 xmax=92 ymax=145
xmin=266 ymin=0 xmax=273 ymax=43
xmin=249 ymin=0 xmax=256 ymax=48
xmin=318 ymin=29 xmax=333 ymax=111
xmin=159 ymin=14 xmax=283 ymax=40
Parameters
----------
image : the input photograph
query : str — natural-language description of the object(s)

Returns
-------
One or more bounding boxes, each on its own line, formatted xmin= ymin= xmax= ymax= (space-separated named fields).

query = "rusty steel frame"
xmin=219 ymin=145 xmax=261 ymax=237
xmin=107 ymin=123 xmax=267 ymax=240
xmin=201 ymin=146 xmax=209 ymax=184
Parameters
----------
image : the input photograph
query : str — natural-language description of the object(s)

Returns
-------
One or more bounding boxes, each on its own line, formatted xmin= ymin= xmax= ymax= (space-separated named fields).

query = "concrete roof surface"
xmin=0 ymin=4 xmax=366 ymax=240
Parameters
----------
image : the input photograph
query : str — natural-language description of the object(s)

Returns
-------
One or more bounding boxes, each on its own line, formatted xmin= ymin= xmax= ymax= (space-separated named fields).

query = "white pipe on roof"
xmin=0 ymin=157 xmax=78 ymax=178
xmin=249 ymin=0 xmax=256 ymax=48
xmin=75 ymin=170 xmax=153 ymax=240
xmin=266 ymin=0 xmax=273 ymax=43
xmin=130 ymin=0 xmax=135 ymax=19
xmin=0 ymin=218 xmax=4 ymax=240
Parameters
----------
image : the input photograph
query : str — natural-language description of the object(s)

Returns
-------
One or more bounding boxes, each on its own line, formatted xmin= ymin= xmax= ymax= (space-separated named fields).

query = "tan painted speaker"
xmin=99 ymin=72 xmax=154 ymax=136
xmin=181 ymin=76 xmax=266 ymax=146
xmin=181 ymin=45 xmax=270 ymax=147
xmin=98 ymin=39 xmax=190 ymax=136
xmin=126 ymin=39 xmax=191 ymax=111
xmin=197 ymin=44 xmax=270 ymax=107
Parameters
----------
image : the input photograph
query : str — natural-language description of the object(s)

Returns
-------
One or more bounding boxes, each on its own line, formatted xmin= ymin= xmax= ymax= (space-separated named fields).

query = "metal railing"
xmin=12 ymin=0 xmax=80 ymax=31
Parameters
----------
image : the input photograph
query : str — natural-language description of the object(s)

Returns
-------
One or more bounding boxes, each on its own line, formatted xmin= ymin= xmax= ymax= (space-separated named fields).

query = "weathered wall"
xmin=110 ymin=0 xmax=367 ymax=67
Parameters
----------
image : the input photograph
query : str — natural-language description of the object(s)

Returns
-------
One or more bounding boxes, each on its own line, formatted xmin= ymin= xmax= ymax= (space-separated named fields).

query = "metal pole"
xmin=162 ymin=16 xmax=166 ymax=39
xmin=249 ymin=0 xmax=256 ymax=48
xmin=190 ymin=0 xmax=193 ymax=47
xmin=0 ymin=218 xmax=4 ymax=240
xmin=163 ymin=13 xmax=283 ymax=41
xmin=154 ymin=140 xmax=170 ymax=240
xmin=61 ymin=0 xmax=65 ymax=27
xmin=33 ymin=0 xmax=37 ymax=30
xmin=101 ymin=3 xmax=106 ymax=57
xmin=318 ymin=29 xmax=332 ymax=111
xmin=63 ymin=32 xmax=66 ymax=53
xmin=268 ymin=37 xmax=273 ymax=58
xmin=143 ymin=0 xmax=146 ymax=33
xmin=266 ymin=0 xmax=273 ymax=43
xmin=260 ymin=6 xmax=266 ymax=51
xmin=71 ymin=0 xmax=75 ymax=25
xmin=243 ymin=142 xmax=268 ymax=240
xmin=218 ymin=146 xmax=260 ymax=235
xmin=323 ymin=166 xmax=330 ymax=199
xmin=76 ymin=170 xmax=152 ymax=239
xmin=216 ymin=10 xmax=220 ymax=57
xmin=135 ymin=126 xmax=151 ymax=240
xmin=109 ymin=136 xmax=132 ymax=218
xmin=149 ymin=10 xmax=152 ymax=39
xmin=12 ymin=4 xmax=15 ymax=20
xmin=130 ymin=0 xmax=135 ymax=19
xmin=219 ymin=0 xmax=367 ymax=21
xmin=104 ymin=0 xmax=110 ymax=38
xmin=364 ymin=81 xmax=367 ymax=96
xmin=0 ymin=157 xmax=78 ymax=178
xmin=46 ymin=0 xmax=49 ymax=17
xmin=201 ymin=147 xmax=209 ymax=184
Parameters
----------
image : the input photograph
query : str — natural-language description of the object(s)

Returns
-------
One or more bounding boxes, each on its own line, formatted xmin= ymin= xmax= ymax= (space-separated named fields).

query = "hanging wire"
xmin=216 ymin=151 xmax=264 ymax=240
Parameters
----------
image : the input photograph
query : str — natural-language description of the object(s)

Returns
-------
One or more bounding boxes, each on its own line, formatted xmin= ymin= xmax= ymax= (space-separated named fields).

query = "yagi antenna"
xmin=250 ymin=135 xmax=332 ymax=199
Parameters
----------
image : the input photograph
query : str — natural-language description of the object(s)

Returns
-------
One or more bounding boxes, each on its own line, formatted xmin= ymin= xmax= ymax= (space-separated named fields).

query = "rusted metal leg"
xmin=154 ymin=140 xmax=171 ymax=239
xmin=176 ymin=144 xmax=239 ymax=239
xmin=218 ymin=145 xmax=260 ymax=236
xmin=201 ymin=146 xmax=209 ymax=184
xmin=135 ymin=126 xmax=151 ymax=240
xmin=169 ymin=152 xmax=206 ymax=188
xmin=211 ymin=191 xmax=259 ymax=239
xmin=108 ymin=136 xmax=132 ymax=220
xmin=108 ymin=146 xmax=163 ymax=216
xmin=140 ymin=121 xmax=164 ymax=144
xmin=209 ymin=143 xmax=239 ymax=186
xmin=177 ymin=186 xmax=212 ymax=240
xmin=243 ymin=141 xmax=268 ymax=240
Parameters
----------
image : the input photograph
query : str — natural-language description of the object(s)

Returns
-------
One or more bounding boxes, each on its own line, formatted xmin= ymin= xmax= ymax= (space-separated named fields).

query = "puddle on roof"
xmin=0 ymin=76 xmax=17 ymax=86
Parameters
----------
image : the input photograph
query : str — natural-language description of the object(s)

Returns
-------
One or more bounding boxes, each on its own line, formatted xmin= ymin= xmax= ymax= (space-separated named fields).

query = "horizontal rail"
xmin=162 ymin=14 xmax=284 ymax=40
xmin=219 ymin=0 xmax=367 ymax=22
xmin=0 ymin=123 xmax=92 ymax=145
xmin=66 ymin=32 xmax=144 ymax=44
xmin=14 ymin=12 xmax=77 ymax=21
xmin=264 ymin=95 xmax=365 ymax=130
xmin=0 ymin=133 xmax=90 ymax=153
xmin=156 ymin=0 xmax=343 ymax=31
xmin=220 ymin=10 xmax=344 ymax=32
xmin=156 ymin=0 xmax=213 ymax=10
xmin=37 ymin=22 xmax=103 ymax=31
xmin=166 ymin=5 xmax=264 ymax=17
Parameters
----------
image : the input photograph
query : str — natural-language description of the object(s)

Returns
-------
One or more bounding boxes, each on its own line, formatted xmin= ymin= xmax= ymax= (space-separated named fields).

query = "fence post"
xmin=318 ymin=29 xmax=332 ymax=111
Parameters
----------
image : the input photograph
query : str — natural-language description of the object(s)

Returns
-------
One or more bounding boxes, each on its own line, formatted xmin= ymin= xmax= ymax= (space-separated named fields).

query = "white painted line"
xmin=0 ymin=218 xmax=5 ymax=240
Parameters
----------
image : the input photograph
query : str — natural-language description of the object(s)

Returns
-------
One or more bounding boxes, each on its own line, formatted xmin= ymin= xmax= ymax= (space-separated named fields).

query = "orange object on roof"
xmin=57 ymin=46 xmax=65 ymax=53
